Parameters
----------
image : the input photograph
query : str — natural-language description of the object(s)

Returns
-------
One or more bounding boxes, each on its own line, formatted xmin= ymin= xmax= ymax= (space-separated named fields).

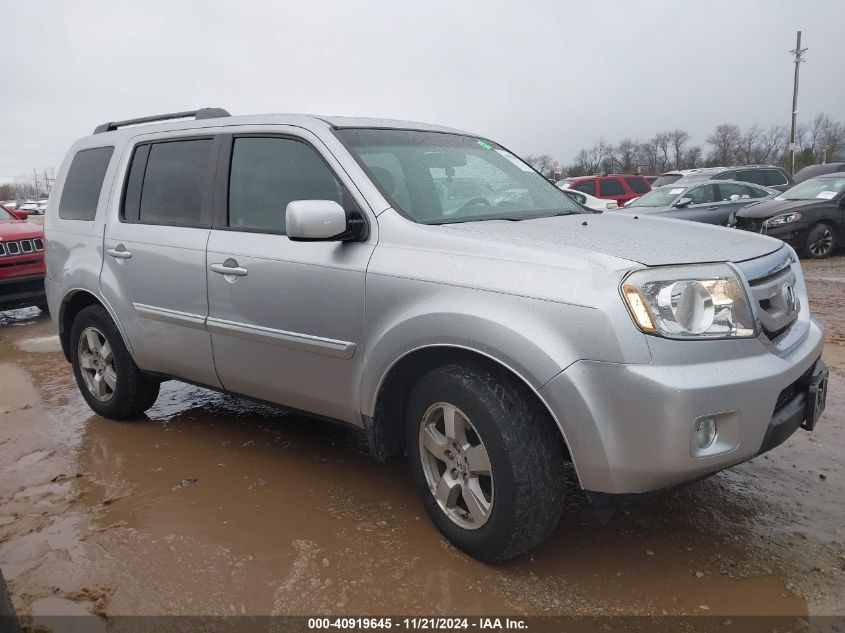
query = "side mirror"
xmin=286 ymin=200 xmax=359 ymax=241
xmin=674 ymin=197 xmax=693 ymax=208
xmin=10 ymin=209 xmax=28 ymax=220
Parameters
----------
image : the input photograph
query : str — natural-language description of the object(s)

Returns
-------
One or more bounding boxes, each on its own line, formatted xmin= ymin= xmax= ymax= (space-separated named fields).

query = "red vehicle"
xmin=0 ymin=204 xmax=47 ymax=311
xmin=557 ymin=174 xmax=651 ymax=207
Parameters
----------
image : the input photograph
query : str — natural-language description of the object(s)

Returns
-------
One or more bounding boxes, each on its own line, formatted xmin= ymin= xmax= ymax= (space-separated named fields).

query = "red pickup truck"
xmin=0 ymin=204 xmax=46 ymax=311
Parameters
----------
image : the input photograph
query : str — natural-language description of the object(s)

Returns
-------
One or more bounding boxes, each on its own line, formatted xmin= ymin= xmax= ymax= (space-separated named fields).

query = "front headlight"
xmin=622 ymin=264 xmax=757 ymax=339
xmin=764 ymin=212 xmax=802 ymax=227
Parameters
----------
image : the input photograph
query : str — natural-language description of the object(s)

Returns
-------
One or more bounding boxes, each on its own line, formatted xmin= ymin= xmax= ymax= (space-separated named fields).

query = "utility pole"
xmin=788 ymin=30 xmax=807 ymax=175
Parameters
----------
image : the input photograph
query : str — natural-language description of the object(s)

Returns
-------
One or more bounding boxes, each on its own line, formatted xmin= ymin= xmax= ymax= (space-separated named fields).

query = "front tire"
xmin=406 ymin=363 xmax=566 ymax=562
xmin=805 ymin=223 xmax=836 ymax=259
xmin=69 ymin=305 xmax=160 ymax=419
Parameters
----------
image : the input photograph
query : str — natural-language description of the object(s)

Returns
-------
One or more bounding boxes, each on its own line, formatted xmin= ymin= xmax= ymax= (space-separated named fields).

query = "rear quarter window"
xmin=598 ymin=178 xmax=625 ymax=196
xmin=624 ymin=177 xmax=650 ymax=194
xmin=573 ymin=180 xmax=596 ymax=196
xmin=763 ymin=169 xmax=788 ymax=186
xmin=58 ymin=146 xmax=115 ymax=220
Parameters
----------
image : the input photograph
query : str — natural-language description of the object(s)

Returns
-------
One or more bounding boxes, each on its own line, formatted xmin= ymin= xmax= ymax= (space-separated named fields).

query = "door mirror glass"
xmin=674 ymin=197 xmax=693 ymax=208
xmin=286 ymin=200 xmax=348 ymax=241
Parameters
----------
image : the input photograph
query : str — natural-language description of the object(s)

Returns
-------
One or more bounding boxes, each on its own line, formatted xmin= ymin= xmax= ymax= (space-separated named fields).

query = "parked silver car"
xmin=622 ymin=180 xmax=778 ymax=225
xmin=45 ymin=109 xmax=828 ymax=561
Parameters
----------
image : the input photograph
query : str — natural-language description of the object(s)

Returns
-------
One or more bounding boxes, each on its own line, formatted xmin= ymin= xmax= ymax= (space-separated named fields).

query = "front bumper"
xmin=735 ymin=221 xmax=809 ymax=251
xmin=539 ymin=316 xmax=826 ymax=494
xmin=0 ymin=274 xmax=46 ymax=311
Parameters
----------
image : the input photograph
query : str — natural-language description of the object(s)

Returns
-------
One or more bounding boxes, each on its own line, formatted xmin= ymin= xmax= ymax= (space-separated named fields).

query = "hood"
xmin=0 ymin=220 xmax=43 ymax=240
xmin=736 ymin=197 xmax=834 ymax=219
xmin=617 ymin=205 xmax=670 ymax=216
xmin=444 ymin=211 xmax=782 ymax=266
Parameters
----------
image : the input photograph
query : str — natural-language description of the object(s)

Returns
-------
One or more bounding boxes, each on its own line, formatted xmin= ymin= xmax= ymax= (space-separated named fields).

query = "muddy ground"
xmin=0 ymin=258 xmax=843 ymax=629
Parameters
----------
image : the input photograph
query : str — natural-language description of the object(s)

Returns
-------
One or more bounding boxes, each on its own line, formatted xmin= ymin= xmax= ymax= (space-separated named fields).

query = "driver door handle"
xmin=209 ymin=262 xmax=248 ymax=277
xmin=106 ymin=246 xmax=132 ymax=260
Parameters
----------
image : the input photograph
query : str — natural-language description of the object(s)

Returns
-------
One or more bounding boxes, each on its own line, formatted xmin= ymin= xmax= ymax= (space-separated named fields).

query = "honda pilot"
xmin=45 ymin=109 xmax=828 ymax=561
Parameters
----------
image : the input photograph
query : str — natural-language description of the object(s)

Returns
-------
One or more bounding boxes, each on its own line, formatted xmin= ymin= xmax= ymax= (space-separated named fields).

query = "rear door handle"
xmin=209 ymin=261 xmax=248 ymax=277
xmin=106 ymin=246 xmax=132 ymax=260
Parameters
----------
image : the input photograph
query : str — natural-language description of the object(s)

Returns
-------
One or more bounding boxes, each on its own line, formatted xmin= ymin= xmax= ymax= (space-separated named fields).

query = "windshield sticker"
xmin=494 ymin=149 xmax=533 ymax=171
xmin=476 ymin=140 xmax=492 ymax=150
xmin=816 ymin=190 xmax=837 ymax=199
xmin=669 ymin=188 xmax=685 ymax=195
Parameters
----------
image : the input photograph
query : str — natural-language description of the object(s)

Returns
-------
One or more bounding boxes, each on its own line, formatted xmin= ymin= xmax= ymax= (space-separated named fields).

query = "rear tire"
xmin=406 ymin=363 xmax=566 ymax=562
xmin=805 ymin=223 xmax=836 ymax=259
xmin=69 ymin=305 xmax=160 ymax=419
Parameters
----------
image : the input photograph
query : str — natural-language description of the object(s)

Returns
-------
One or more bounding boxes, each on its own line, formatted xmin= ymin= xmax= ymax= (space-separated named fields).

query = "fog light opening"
xmin=694 ymin=417 xmax=717 ymax=449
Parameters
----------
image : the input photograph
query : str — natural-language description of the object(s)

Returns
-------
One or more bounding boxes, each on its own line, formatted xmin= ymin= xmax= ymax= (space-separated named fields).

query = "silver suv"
xmin=45 ymin=109 xmax=828 ymax=561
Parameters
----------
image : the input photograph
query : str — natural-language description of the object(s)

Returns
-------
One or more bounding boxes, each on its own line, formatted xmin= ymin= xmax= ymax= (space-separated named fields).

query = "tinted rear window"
xmin=737 ymin=169 xmax=767 ymax=186
xmin=652 ymin=174 xmax=681 ymax=187
xmin=573 ymin=180 xmax=596 ymax=196
xmin=599 ymin=178 xmax=625 ymax=196
xmin=624 ymin=177 xmax=650 ymax=193
xmin=762 ymin=169 xmax=787 ymax=186
xmin=58 ymin=147 xmax=114 ymax=220
xmin=127 ymin=139 xmax=213 ymax=226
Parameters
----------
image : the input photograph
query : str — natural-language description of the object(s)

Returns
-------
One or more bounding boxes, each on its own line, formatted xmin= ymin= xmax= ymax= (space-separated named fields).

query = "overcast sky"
xmin=2 ymin=0 xmax=843 ymax=185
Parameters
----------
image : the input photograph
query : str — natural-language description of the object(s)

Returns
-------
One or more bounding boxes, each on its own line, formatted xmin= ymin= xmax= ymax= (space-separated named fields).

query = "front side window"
xmin=123 ymin=139 xmax=213 ymax=226
xmin=336 ymin=129 xmax=582 ymax=224
xmin=716 ymin=182 xmax=752 ymax=201
xmin=599 ymin=178 xmax=625 ymax=197
xmin=59 ymin=146 xmax=114 ymax=220
xmin=686 ymin=184 xmax=717 ymax=205
xmin=228 ymin=137 xmax=344 ymax=233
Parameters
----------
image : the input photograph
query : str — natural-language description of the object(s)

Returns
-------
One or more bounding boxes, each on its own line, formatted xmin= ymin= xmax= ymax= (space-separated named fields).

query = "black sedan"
xmin=732 ymin=173 xmax=845 ymax=258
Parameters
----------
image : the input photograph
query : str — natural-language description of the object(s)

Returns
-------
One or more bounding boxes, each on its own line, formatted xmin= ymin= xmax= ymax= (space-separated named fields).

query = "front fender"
xmin=361 ymin=275 xmax=643 ymax=418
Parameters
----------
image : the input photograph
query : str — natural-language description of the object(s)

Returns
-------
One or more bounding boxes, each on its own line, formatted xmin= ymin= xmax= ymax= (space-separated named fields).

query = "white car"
xmin=36 ymin=199 xmax=49 ymax=214
xmin=558 ymin=186 xmax=618 ymax=210
xmin=19 ymin=200 xmax=41 ymax=215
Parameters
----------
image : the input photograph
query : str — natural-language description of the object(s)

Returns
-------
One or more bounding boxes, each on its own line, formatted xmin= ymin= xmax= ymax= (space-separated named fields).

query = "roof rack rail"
xmin=93 ymin=108 xmax=231 ymax=134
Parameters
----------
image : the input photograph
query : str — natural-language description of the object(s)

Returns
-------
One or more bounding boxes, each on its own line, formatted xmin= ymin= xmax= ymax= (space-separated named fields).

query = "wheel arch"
xmin=58 ymin=289 xmax=133 ymax=362
xmin=363 ymin=344 xmax=580 ymax=486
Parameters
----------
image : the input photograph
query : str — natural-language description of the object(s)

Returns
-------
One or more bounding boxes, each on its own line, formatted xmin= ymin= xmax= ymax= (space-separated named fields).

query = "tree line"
xmin=524 ymin=112 xmax=845 ymax=179
xmin=0 ymin=168 xmax=55 ymax=201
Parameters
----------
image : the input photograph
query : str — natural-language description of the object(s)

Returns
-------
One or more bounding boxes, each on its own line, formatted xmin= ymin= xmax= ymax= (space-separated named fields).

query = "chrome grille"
xmin=0 ymin=238 xmax=44 ymax=257
xmin=743 ymin=252 xmax=799 ymax=341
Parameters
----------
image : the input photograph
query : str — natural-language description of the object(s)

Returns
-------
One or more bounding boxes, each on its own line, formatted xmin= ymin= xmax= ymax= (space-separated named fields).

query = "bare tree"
xmin=523 ymin=154 xmax=556 ymax=177
xmin=819 ymin=118 xmax=844 ymax=162
xmin=616 ymin=138 xmax=640 ymax=173
xmin=683 ymin=146 xmax=703 ymax=169
xmin=669 ymin=129 xmax=689 ymax=170
xmin=706 ymin=123 xmax=741 ymax=166
xmin=736 ymin=125 xmax=762 ymax=164
xmin=755 ymin=124 xmax=787 ymax=164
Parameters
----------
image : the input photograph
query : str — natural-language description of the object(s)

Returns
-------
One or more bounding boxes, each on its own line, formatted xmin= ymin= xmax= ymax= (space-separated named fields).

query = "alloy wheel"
xmin=77 ymin=326 xmax=116 ymax=402
xmin=809 ymin=227 xmax=834 ymax=257
xmin=418 ymin=402 xmax=494 ymax=530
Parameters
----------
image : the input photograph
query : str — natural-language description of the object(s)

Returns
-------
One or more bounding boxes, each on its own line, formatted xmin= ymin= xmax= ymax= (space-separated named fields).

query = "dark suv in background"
xmin=653 ymin=165 xmax=794 ymax=192
xmin=556 ymin=174 xmax=651 ymax=207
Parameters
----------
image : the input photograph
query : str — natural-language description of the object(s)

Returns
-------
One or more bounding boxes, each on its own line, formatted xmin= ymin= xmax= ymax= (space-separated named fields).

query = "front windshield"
xmin=335 ymin=129 xmax=584 ymax=224
xmin=627 ymin=185 xmax=685 ymax=208
xmin=0 ymin=206 xmax=14 ymax=221
xmin=778 ymin=177 xmax=845 ymax=201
